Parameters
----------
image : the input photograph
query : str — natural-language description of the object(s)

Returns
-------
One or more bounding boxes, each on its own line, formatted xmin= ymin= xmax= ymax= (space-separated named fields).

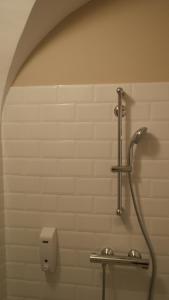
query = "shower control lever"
xmin=90 ymin=248 xmax=149 ymax=269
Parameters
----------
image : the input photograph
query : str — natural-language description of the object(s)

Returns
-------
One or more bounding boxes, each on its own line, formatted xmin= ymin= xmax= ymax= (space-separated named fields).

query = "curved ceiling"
xmin=1 ymin=0 xmax=91 ymax=107
xmin=0 ymin=0 xmax=35 ymax=102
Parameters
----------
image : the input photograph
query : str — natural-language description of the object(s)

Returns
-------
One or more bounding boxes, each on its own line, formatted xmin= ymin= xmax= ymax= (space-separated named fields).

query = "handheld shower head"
xmin=130 ymin=127 xmax=147 ymax=146
xmin=127 ymin=127 xmax=147 ymax=166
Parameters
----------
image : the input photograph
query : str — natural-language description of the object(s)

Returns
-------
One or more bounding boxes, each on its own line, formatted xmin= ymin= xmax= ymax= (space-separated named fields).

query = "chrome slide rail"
xmin=114 ymin=87 xmax=126 ymax=215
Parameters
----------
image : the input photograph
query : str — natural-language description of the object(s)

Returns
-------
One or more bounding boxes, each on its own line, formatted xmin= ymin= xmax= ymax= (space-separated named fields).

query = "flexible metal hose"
xmin=102 ymin=264 xmax=106 ymax=300
xmin=128 ymin=172 xmax=157 ymax=300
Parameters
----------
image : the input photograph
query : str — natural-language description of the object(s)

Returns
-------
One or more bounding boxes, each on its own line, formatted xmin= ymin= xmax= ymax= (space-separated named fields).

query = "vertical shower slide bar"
xmin=115 ymin=87 xmax=125 ymax=215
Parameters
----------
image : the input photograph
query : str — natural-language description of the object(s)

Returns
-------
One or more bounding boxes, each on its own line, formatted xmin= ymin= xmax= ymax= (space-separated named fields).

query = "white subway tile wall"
xmin=0 ymin=128 xmax=6 ymax=298
xmin=2 ymin=83 xmax=169 ymax=300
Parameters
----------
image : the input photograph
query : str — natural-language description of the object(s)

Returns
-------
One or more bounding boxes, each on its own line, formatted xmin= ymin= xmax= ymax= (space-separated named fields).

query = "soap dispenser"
xmin=39 ymin=227 xmax=57 ymax=272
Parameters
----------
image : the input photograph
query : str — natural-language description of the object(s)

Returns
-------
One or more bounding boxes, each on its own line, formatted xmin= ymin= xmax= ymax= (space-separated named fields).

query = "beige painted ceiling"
xmin=0 ymin=0 xmax=90 ymax=106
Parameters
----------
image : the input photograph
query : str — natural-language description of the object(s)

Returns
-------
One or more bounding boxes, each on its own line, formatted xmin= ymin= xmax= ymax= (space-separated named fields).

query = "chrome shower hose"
xmin=128 ymin=172 xmax=157 ymax=300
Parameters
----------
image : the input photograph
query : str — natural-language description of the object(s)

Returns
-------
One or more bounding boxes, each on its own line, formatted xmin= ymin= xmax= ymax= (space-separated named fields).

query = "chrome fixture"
xmin=111 ymin=166 xmax=132 ymax=173
xmin=114 ymin=104 xmax=126 ymax=117
xmin=100 ymin=248 xmax=114 ymax=300
xmin=127 ymin=127 xmax=148 ymax=168
xmin=114 ymin=87 xmax=126 ymax=215
xmin=90 ymin=248 xmax=149 ymax=269
xmin=129 ymin=127 xmax=147 ymax=145
xmin=101 ymin=247 xmax=114 ymax=257
xmin=112 ymin=89 xmax=156 ymax=298
xmin=90 ymin=87 xmax=156 ymax=300
xmin=111 ymin=127 xmax=148 ymax=175
xmin=128 ymin=249 xmax=142 ymax=259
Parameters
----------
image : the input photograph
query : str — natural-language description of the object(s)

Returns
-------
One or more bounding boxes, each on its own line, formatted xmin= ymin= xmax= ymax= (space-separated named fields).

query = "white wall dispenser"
xmin=39 ymin=227 xmax=57 ymax=272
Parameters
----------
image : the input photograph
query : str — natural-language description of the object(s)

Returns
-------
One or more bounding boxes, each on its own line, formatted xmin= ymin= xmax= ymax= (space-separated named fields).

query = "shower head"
xmin=127 ymin=127 xmax=147 ymax=166
xmin=130 ymin=127 xmax=147 ymax=146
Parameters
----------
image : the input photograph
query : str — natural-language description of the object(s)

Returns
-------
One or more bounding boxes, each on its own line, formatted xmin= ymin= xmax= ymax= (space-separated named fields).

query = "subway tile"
xmin=40 ymin=282 xmax=76 ymax=300
xmin=59 ymin=231 xmax=96 ymax=250
xmin=75 ymin=250 xmax=91 ymax=268
xmin=111 ymin=216 xmax=131 ymax=234
xmin=5 ymin=193 xmax=47 ymax=212
xmin=2 ymin=123 xmax=41 ymax=140
xmin=5 ymin=228 xmax=39 ymax=246
xmin=150 ymin=180 xmax=169 ymax=198
xmin=151 ymin=237 xmax=169 ymax=255
xmin=5 ymin=211 xmax=42 ymax=228
xmin=151 ymin=142 xmax=169 ymax=160
xmin=59 ymin=249 xmax=78 ymax=267
xmin=58 ymin=85 xmax=93 ymax=103
xmin=77 ymin=215 xmax=112 ymax=233
xmin=75 ymin=123 xmax=94 ymax=140
xmin=6 ymin=246 xmax=39 ymax=263
xmin=157 ymin=256 xmax=169 ymax=274
xmin=4 ymin=176 xmax=41 ymax=194
xmin=4 ymin=194 xmax=25 ymax=210
xmin=3 ymin=158 xmax=42 ymax=176
xmin=23 ymin=263 xmax=43 ymax=281
xmin=139 ymin=198 xmax=169 ymax=218
xmin=76 ymin=141 xmax=111 ymax=158
xmin=94 ymin=123 xmax=113 ymax=140
xmin=148 ymin=122 xmax=169 ymax=140
xmin=40 ymin=195 xmax=58 ymax=212
xmin=130 ymin=102 xmax=150 ymax=120
xmin=76 ymin=178 xmax=112 ymax=196
xmin=59 ymin=159 xmax=93 ymax=176
xmin=94 ymin=159 xmax=115 ymax=177
xmin=7 ymin=279 xmax=41 ymax=298
xmin=40 ymin=104 xmax=74 ymax=121
xmin=94 ymin=196 xmax=116 ymax=214
xmin=2 ymin=141 xmax=40 ymax=158
xmin=136 ymin=161 xmax=169 ymax=179
xmin=6 ymin=263 xmax=24 ymax=279
xmin=149 ymin=218 xmax=169 ymax=236
xmin=94 ymin=233 xmax=131 ymax=252
xmin=39 ymin=123 xmax=75 ymax=140
xmin=94 ymin=84 xmax=115 ymax=102
xmin=57 ymin=196 xmax=92 ymax=213
xmin=151 ymin=102 xmax=169 ymax=120
xmin=3 ymin=105 xmax=40 ymax=122
xmin=5 ymin=228 xmax=25 ymax=245
xmin=41 ymin=177 xmax=75 ymax=195
xmin=60 ymin=267 xmax=93 ymax=285
xmin=38 ymin=159 xmax=60 ymax=176
xmin=39 ymin=122 xmax=93 ymax=140
xmin=132 ymin=83 xmax=169 ymax=101
xmin=156 ymin=275 xmax=169 ymax=294
xmin=22 ymin=86 xmax=57 ymax=104
xmin=40 ymin=141 xmax=75 ymax=158
xmin=76 ymin=104 xmax=113 ymax=121
xmin=41 ymin=213 xmax=76 ymax=230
